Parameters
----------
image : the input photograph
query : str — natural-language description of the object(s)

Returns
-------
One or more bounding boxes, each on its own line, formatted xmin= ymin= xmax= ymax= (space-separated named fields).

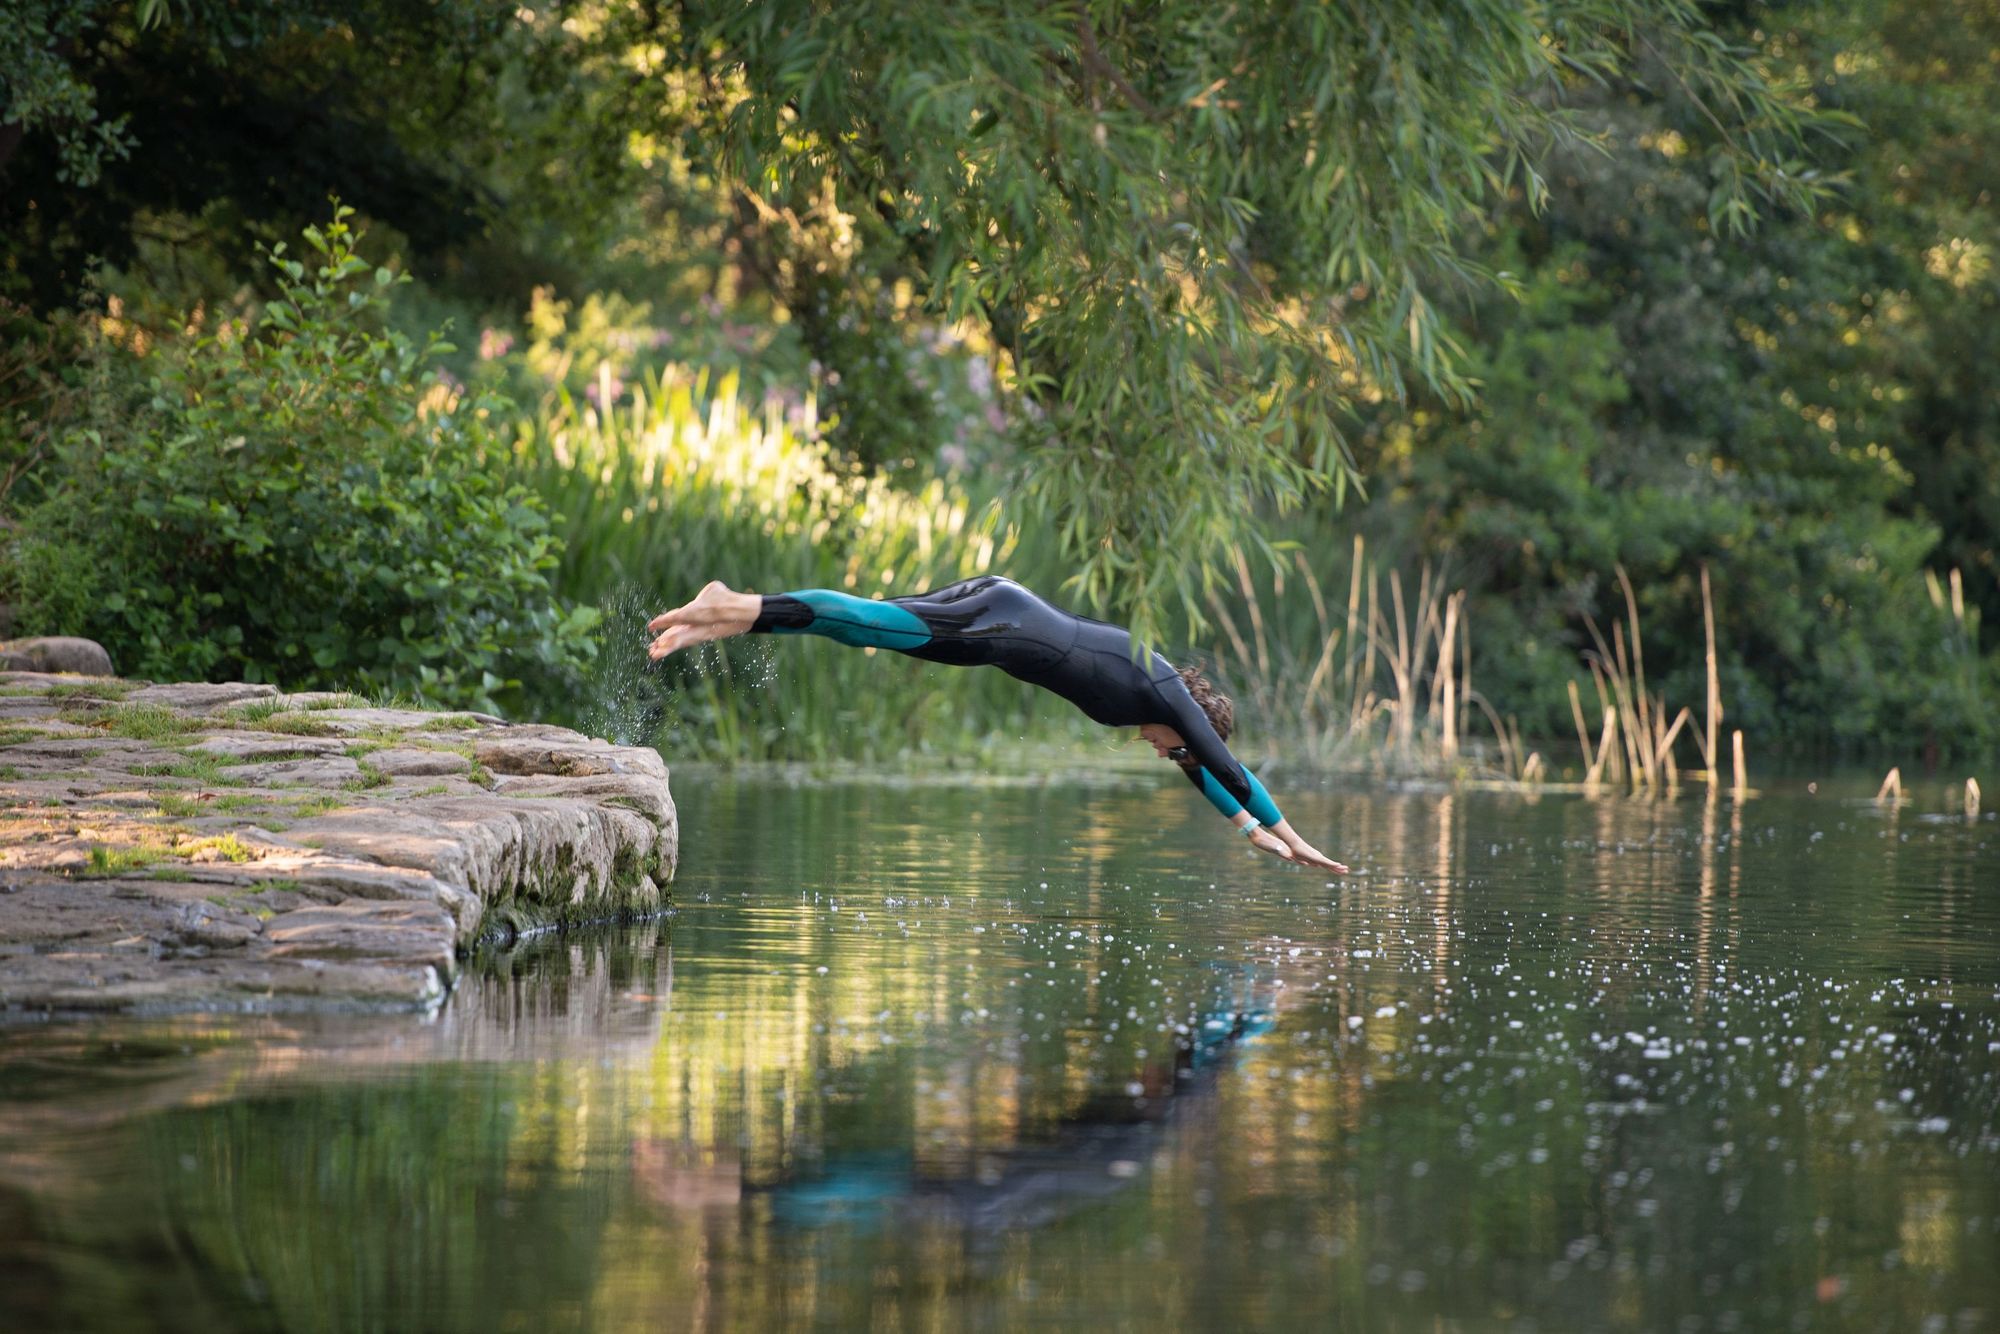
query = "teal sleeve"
xmin=1193 ymin=766 xmax=1246 ymax=819
xmin=1194 ymin=764 xmax=1284 ymax=826
xmin=766 ymin=589 xmax=932 ymax=651
xmin=1242 ymin=767 xmax=1284 ymax=827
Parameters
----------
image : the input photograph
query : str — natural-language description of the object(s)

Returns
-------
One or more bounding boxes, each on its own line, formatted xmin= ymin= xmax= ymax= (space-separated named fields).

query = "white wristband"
xmin=1239 ymin=819 xmax=1262 ymax=837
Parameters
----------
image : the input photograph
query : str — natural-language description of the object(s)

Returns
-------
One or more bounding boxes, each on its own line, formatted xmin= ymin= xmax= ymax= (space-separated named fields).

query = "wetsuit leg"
xmin=753 ymin=577 xmax=1073 ymax=672
xmin=751 ymin=589 xmax=932 ymax=651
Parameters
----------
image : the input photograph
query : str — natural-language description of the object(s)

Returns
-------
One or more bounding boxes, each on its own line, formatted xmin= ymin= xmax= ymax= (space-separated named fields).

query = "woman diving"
xmin=646 ymin=575 xmax=1346 ymax=870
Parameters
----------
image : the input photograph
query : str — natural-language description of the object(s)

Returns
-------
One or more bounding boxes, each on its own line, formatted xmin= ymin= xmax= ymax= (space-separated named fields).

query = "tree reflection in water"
xmin=0 ymin=774 xmax=1995 ymax=1331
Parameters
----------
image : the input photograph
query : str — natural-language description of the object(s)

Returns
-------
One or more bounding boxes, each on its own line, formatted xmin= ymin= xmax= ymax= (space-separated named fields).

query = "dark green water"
xmin=2 ymin=774 xmax=1997 ymax=1332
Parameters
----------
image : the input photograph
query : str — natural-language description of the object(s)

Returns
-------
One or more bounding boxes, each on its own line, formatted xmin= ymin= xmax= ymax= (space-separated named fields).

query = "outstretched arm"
xmin=1160 ymin=673 xmax=1346 ymax=870
xmin=1184 ymin=761 xmax=1349 ymax=872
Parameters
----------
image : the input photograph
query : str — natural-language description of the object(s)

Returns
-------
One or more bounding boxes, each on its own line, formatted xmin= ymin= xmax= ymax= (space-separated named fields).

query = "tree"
xmin=651 ymin=0 xmax=1832 ymax=640
xmin=5 ymin=1 xmax=1834 ymax=646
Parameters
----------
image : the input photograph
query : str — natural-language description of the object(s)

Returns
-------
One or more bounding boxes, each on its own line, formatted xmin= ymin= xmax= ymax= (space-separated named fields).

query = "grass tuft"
xmin=66 ymin=704 xmax=202 ymax=742
xmin=43 ymin=680 xmax=137 ymax=703
xmin=174 ymin=834 xmax=255 ymax=864
xmin=134 ymin=752 xmax=238 ymax=786
xmin=80 ymin=844 xmax=168 ymax=877
xmin=341 ymin=760 xmax=391 ymax=791
xmin=261 ymin=713 xmax=338 ymax=737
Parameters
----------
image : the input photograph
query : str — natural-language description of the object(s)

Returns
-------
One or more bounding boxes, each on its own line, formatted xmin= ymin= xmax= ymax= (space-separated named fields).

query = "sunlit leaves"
xmin=647 ymin=0 xmax=1831 ymax=640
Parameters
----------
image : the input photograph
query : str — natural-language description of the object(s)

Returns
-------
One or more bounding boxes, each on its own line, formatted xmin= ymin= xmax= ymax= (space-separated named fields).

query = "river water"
xmin=2 ymin=773 xmax=1996 ymax=1331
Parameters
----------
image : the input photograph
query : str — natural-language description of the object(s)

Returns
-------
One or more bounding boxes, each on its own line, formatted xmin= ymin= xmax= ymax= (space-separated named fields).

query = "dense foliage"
xmin=5 ymin=209 xmax=593 ymax=710
xmin=2 ymin=1 xmax=1994 ymax=762
xmin=3 ymin=0 xmax=1831 ymax=640
xmin=1346 ymin=0 xmax=1999 ymax=754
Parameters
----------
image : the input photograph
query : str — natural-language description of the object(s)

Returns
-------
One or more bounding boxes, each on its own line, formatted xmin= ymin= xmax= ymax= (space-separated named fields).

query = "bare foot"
xmin=646 ymin=581 xmax=761 ymax=660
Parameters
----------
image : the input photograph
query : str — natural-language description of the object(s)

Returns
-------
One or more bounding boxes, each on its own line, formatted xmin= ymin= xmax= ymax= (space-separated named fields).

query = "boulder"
xmin=0 ymin=637 xmax=114 ymax=676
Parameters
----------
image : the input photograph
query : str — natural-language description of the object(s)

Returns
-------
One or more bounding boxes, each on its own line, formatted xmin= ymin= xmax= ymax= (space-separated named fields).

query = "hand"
xmin=1264 ymin=819 xmax=1349 ymax=873
xmin=1283 ymin=840 xmax=1348 ymax=873
xmin=1247 ymin=826 xmax=1297 ymax=860
xmin=646 ymin=581 xmax=759 ymax=660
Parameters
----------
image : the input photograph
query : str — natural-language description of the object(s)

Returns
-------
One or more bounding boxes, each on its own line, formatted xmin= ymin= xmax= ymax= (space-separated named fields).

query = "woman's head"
xmin=1137 ymin=668 xmax=1236 ymax=762
xmin=1177 ymin=666 xmax=1234 ymax=741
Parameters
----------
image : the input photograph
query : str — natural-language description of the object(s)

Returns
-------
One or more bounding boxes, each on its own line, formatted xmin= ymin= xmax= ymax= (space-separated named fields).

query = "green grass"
xmin=0 ymin=727 xmax=47 ymax=748
xmin=343 ymin=740 xmax=389 ymax=759
xmin=466 ymin=761 xmax=497 ymax=790
xmin=133 ymin=752 xmax=239 ymax=786
xmin=228 ymin=699 xmax=290 ymax=725
xmin=219 ymin=747 xmax=324 ymax=765
xmin=341 ymin=760 xmax=391 ymax=791
xmin=208 ymin=793 xmax=273 ymax=813
xmin=152 ymin=793 xmax=204 ymax=819
xmin=411 ymin=782 xmax=450 ymax=796
xmin=43 ymin=680 xmax=137 ymax=702
xmin=64 ymin=704 xmax=202 ymax=742
xmin=0 ymin=765 xmax=22 ymax=780
xmin=291 ymin=794 xmax=347 ymax=817
xmin=80 ymin=844 xmax=168 ymax=877
xmin=260 ymin=713 xmax=338 ymax=737
xmin=174 ymin=834 xmax=254 ymax=864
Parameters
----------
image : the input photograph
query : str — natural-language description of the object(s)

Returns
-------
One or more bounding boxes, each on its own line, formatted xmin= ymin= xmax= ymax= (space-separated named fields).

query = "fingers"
xmin=646 ymin=605 xmax=692 ymax=633
xmin=647 ymin=625 xmax=705 ymax=660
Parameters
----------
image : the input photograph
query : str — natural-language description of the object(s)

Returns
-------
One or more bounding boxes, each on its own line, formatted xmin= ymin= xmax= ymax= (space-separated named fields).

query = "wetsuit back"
xmin=750 ymin=576 xmax=1284 ymax=827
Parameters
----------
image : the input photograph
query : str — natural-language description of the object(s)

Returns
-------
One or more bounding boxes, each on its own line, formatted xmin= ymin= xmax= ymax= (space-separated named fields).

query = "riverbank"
xmin=0 ymin=673 xmax=676 ymax=1015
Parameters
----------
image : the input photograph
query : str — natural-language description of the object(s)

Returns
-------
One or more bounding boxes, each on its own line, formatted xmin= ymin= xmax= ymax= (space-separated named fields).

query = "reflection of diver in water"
xmin=631 ymin=966 xmax=1278 ymax=1235
xmin=645 ymin=575 xmax=1345 ymax=869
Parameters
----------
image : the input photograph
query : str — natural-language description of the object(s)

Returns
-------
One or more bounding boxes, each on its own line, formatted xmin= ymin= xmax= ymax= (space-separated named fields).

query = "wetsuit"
xmin=750 ymin=575 xmax=1285 ymax=828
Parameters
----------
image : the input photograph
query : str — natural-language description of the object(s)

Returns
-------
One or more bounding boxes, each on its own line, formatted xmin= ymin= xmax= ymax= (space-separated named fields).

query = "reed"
xmin=1201 ymin=536 xmax=1535 ymax=780
xmin=1578 ymin=566 xmax=1703 ymax=793
xmin=506 ymin=368 xmax=1089 ymax=761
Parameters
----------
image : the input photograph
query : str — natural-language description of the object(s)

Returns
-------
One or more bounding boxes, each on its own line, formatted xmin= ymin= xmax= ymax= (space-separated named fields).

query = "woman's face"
xmin=1137 ymin=723 xmax=1187 ymax=760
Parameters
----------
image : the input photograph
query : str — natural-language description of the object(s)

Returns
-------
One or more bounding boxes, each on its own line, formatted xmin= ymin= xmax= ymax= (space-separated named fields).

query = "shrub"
xmin=5 ymin=207 xmax=596 ymax=711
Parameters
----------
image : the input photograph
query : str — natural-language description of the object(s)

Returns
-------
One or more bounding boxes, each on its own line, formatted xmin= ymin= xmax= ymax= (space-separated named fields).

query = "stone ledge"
xmin=0 ymin=674 xmax=677 ymax=1014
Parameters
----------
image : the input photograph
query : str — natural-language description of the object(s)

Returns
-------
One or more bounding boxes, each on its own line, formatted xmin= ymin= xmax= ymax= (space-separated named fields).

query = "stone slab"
xmin=0 ymin=678 xmax=676 ymax=1015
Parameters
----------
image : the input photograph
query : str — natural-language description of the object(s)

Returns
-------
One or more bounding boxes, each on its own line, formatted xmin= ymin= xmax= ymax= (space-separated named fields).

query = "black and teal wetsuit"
xmin=750 ymin=575 xmax=1285 ymax=828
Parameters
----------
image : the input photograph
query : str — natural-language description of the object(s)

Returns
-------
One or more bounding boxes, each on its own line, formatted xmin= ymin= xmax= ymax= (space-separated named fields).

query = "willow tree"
xmin=5 ymin=1 xmax=1831 ymax=641
xmin=646 ymin=0 xmax=1830 ymax=640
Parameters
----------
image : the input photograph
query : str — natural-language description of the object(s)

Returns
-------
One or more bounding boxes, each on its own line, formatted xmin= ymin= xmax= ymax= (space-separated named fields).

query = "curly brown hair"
xmin=1177 ymin=666 xmax=1234 ymax=741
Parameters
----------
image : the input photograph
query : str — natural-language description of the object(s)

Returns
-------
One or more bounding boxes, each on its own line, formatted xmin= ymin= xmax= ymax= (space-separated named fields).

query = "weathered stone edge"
xmin=0 ymin=675 xmax=678 ymax=1016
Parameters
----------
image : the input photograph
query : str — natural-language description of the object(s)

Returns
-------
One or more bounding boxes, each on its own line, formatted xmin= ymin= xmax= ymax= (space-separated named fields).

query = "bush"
xmin=4 ymin=207 xmax=596 ymax=711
